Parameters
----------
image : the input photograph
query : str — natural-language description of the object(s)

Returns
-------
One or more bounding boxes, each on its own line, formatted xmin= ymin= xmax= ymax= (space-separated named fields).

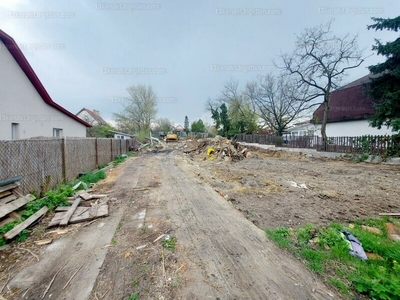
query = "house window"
xmin=53 ymin=128 xmax=63 ymax=137
xmin=11 ymin=123 xmax=19 ymax=140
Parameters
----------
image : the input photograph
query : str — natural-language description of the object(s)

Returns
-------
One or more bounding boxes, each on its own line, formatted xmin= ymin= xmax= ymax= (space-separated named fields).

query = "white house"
xmin=110 ymin=130 xmax=134 ymax=140
xmin=0 ymin=30 xmax=90 ymax=140
xmin=76 ymin=108 xmax=108 ymax=126
xmin=285 ymin=121 xmax=317 ymax=137
xmin=312 ymin=74 xmax=394 ymax=137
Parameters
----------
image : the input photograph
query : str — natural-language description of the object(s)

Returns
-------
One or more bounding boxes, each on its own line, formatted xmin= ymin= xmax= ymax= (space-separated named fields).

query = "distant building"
xmin=285 ymin=121 xmax=316 ymax=137
xmin=0 ymin=30 xmax=90 ymax=140
xmin=109 ymin=130 xmax=134 ymax=140
xmin=312 ymin=74 xmax=393 ymax=137
xmin=76 ymin=108 xmax=109 ymax=126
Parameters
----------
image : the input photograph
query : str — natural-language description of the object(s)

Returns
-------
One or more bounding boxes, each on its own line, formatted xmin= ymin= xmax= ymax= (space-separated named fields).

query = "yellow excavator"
xmin=165 ymin=132 xmax=178 ymax=142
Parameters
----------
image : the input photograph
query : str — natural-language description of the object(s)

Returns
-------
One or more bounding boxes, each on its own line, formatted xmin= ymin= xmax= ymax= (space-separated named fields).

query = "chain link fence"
xmin=0 ymin=137 xmax=134 ymax=195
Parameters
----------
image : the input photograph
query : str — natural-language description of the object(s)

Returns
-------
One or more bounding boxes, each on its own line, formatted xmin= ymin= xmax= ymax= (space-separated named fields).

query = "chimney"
xmin=93 ymin=109 xmax=99 ymax=116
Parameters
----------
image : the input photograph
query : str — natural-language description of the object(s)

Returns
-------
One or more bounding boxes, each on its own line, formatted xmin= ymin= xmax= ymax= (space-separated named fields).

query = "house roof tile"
xmin=313 ymin=75 xmax=378 ymax=123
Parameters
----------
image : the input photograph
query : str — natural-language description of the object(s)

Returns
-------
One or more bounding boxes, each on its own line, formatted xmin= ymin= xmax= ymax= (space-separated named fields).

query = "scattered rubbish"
xmin=366 ymin=252 xmax=384 ymax=260
xmin=386 ymin=223 xmax=400 ymax=241
xmin=153 ymin=233 xmax=166 ymax=243
xmin=34 ymin=239 xmax=53 ymax=246
xmin=206 ymin=148 xmax=215 ymax=156
xmin=361 ymin=225 xmax=382 ymax=235
xmin=136 ymin=245 xmax=147 ymax=250
xmin=340 ymin=230 xmax=368 ymax=260
xmin=379 ymin=212 xmax=400 ymax=217
xmin=288 ymin=181 xmax=308 ymax=189
xmin=125 ymin=252 xmax=131 ymax=258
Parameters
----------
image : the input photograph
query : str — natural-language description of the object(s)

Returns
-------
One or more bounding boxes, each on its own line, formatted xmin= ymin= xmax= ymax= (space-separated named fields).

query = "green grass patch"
xmin=266 ymin=218 xmax=400 ymax=299
xmin=113 ymin=155 xmax=127 ymax=166
xmin=77 ymin=170 xmax=106 ymax=187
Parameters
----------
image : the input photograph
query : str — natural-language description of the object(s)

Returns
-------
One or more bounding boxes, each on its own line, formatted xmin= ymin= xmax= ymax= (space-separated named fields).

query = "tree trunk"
xmin=320 ymin=93 xmax=330 ymax=151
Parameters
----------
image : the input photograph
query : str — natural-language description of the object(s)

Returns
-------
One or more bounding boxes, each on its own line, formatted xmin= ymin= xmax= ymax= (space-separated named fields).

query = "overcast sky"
xmin=1 ymin=0 xmax=399 ymax=127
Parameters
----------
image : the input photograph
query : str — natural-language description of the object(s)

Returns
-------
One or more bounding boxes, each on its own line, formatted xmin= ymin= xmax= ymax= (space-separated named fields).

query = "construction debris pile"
xmin=181 ymin=135 xmax=253 ymax=162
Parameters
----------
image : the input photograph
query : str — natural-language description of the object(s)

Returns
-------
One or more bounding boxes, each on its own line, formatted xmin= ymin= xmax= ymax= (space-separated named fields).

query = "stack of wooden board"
xmin=0 ymin=177 xmax=48 ymax=241
xmin=48 ymin=191 xmax=109 ymax=227
xmin=0 ymin=180 xmax=32 ymax=226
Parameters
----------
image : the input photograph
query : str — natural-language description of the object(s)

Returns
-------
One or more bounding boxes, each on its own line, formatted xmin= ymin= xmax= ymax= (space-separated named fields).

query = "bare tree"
xmin=114 ymin=84 xmax=157 ymax=134
xmin=280 ymin=20 xmax=364 ymax=148
xmin=245 ymin=74 xmax=310 ymax=136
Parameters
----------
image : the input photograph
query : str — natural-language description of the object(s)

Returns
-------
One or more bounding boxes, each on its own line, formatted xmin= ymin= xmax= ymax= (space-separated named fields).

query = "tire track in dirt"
xmin=159 ymin=151 xmax=337 ymax=300
xmin=7 ymin=157 xmax=144 ymax=300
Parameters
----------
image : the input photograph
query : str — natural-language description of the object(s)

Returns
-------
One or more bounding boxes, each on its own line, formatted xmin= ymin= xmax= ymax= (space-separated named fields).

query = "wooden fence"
xmin=0 ymin=137 xmax=135 ymax=195
xmin=236 ymin=134 xmax=400 ymax=156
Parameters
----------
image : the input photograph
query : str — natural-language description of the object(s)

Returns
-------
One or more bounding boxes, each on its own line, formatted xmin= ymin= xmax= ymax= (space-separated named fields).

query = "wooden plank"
xmin=90 ymin=194 xmax=107 ymax=199
xmin=4 ymin=206 xmax=48 ymax=240
xmin=9 ymin=212 xmax=21 ymax=220
xmin=89 ymin=203 xmax=99 ymax=218
xmin=69 ymin=205 xmax=108 ymax=224
xmin=0 ymin=194 xmax=18 ymax=205
xmin=0 ymin=194 xmax=36 ymax=219
xmin=0 ymin=216 xmax=17 ymax=227
xmin=49 ymin=205 xmax=108 ymax=226
xmin=79 ymin=193 xmax=91 ymax=201
xmin=59 ymin=198 xmax=81 ymax=226
xmin=48 ymin=207 xmax=90 ymax=227
xmin=55 ymin=206 xmax=71 ymax=212
xmin=13 ymin=190 xmax=24 ymax=198
xmin=0 ymin=190 xmax=12 ymax=198
xmin=0 ymin=182 xmax=20 ymax=194
xmin=379 ymin=213 xmax=400 ymax=216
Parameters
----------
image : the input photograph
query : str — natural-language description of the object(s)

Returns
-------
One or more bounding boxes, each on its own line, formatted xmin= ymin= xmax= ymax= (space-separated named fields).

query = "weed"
xmin=265 ymin=227 xmax=291 ymax=249
xmin=130 ymin=277 xmax=139 ymax=287
xmin=141 ymin=227 xmax=147 ymax=234
xmin=98 ymin=163 xmax=108 ymax=170
xmin=117 ymin=221 xmax=123 ymax=231
xmin=355 ymin=152 xmax=369 ymax=163
xmin=113 ymin=156 xmax=126 ymax=166
xmin=16 ymin=229 xmax=29 ymax=242
xmin=127 ymin=292 xmax=139 ymax=300
xmin=111 ymin=238 xmax=117 ymax=245
xmin=172 ymin=274 xmax=180 ymax=287
xmin=162 ymin=236 xmax=176 ymax=250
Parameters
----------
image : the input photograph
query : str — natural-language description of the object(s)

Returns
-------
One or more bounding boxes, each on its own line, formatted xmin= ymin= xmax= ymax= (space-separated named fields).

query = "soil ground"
xmin=1 ymin=142 xmax=399 ymax=300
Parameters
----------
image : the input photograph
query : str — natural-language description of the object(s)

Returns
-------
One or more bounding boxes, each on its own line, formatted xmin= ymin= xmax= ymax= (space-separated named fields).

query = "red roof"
xmin=313 ymin=75 xmax=377 ymax=123
xmin=0 ymin=30 xmax=91 ymax=127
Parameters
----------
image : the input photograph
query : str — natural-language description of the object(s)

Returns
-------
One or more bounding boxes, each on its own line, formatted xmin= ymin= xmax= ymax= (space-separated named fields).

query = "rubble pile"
xmin=181 ymin=135 xmax=253 ymax=162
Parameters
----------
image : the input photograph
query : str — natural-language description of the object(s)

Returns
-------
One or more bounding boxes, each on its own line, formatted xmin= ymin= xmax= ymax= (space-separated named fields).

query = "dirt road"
xmin=4 ymin=150 xmax=336 ymax=299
